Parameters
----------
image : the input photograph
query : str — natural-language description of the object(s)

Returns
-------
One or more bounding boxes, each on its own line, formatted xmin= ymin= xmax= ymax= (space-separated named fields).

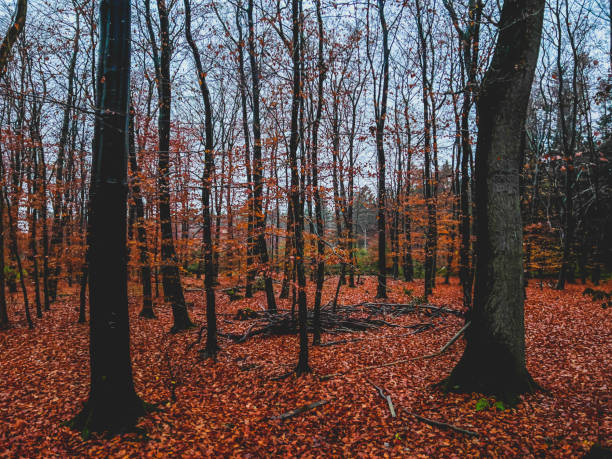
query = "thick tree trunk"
xmin=441 ymin=0 xmax=545 ymax=403
xmin=68 ymin=0 xmax=146 ymax=435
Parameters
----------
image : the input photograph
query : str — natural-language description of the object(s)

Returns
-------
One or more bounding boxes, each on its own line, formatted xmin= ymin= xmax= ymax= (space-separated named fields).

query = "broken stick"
xmin=320 ymin=322 xmax=471 ymax=381
xmin=402 ymin=408 xmax=479 ymax=437
xmin=270 ymin=400 xmax=330 ymax=421
xmin=412 ymin=321 xmax=471 ymax=361
xmin=368 ymin=379 xmax=396 ymax=418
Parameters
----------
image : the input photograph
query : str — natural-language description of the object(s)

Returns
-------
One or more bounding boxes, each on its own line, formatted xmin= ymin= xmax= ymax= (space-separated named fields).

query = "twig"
xmin=402 ymin=408 xmax=479 ymax=437
xmin=320 ymin=322 xmax=470 ymax=381
xmin=270 ymin=400 xmax=330 ymax=421
xmin=368 ymin=379 xmax=396 ymax=418
xmin=319 ymin=337 xmax=365 ymax=347
xmin=269 ymin=371 xmax=293 ymax=381
xmin=412 ymin=321 xmax=470 ymax=360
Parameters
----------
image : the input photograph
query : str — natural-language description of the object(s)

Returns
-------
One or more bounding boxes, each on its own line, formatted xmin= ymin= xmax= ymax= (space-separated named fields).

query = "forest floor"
xmin=0 ymin=276 xmax=610 ymax=457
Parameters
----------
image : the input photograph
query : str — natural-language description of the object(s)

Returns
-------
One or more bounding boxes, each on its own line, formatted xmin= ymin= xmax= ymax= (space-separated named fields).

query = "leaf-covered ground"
xmin=0 ymin=277 xmax=610 ymax=457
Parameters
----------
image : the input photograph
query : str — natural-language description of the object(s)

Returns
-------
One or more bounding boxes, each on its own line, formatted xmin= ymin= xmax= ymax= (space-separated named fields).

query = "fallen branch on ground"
xmin=402 ymin=408 xmax=479 ymax=437
xmin=320 ymin=322 xmax=470 ymax=381
xmin=319 ymin=323 xmax=434 ymax=347
xmin=270 ymin=400 xmax=330 ymax=421
xmin=220 ymin=302 xmax=461 ymax=344
xmin=368 ymin=379 xmax=396 ymax=418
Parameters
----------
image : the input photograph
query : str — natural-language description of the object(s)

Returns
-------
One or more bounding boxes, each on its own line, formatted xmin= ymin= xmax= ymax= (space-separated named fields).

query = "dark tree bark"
xmin=28 ymin=92 xmax=51 ymax=312
xmin=28 ymin=142 xmax=42 ymax=318
xmin=68 ymin=0 xmax=146 ymax=435
xmin=145 ymin=0 xmax=193 ymax=332
xmin=401 ymin=104 xmax=414 ymax=282
xmin=49 ymin=15 xmax=79 ymax=302
xmin=247 ymin=0 xmax=277 ymax=312
xmin=0 ymin=0 xmax=27 ymax=328
xmin=311 ymin=0 xmax=326 ymax=346
xmin=441 ymin=0 xmax=545 ymax=403
xmin=442 ymin=0 xmax=481 ymax=309
xmin=371 ymin=0 xmax=390 ymax=299
xmin=0 ymin=0 xmax=27 ymax=80
xmin=184 ymin=0 xmax=218 ymax=357
xmin=287 ymin=0 xmax=310 ymax=375
xmin=330 ymin=101 xmax=345 ymax=286
xmin=0 ymin=186 xmax=6 ymax=329
xmin=128 ymin=109 xmax=154 ymax=319
xmin=233 ymin=1 xmax=255 ymax=298
xmin=415 ymin=0 xmax=435 ymax=299
xmin=553 ymin=0 xmax=580 ymax=291
xmin=4 ymin=187 xmax=32 ymax=329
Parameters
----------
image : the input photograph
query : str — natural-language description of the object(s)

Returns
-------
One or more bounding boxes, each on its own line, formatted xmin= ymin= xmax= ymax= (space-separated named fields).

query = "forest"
xmin=0 ymin=0 xmax=611 ymax=456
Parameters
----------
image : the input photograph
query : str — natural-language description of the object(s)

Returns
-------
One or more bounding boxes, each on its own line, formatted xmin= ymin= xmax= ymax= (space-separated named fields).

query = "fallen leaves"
xmin=0 ymin=277 xmax=610 ymax=457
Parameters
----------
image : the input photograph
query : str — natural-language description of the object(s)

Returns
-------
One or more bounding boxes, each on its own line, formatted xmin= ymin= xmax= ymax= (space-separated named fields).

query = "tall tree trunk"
xmin=4 ymin=189 xmax=32 ymax=328
xmin=68 ymin=0 xmax=146 ymax=434
xmin=330 ymin=102 xmax=344 ymax=285
xmin=553 ymin=0 xmax=579 ymax=290
xmin=184 ymin=0 xmax=218 ymax=357
xmin=0 ymin=0 xmax=27 ymax=80
xmin=0 ymin=186 xmax=7 ymax=329
xmin=29 ymin=148 xmax=42 ymax=318
xmin=49 ymin=16 xmax=79 ymax=301
xmin=441 ymin=0 xmax=544 ymax=403
xmin=0 ymin=0 xmax=27 ymax=327
xmin=311 ymin=0 xmax=326 ymax=346
xmin=442 ymin=0 xmax=481 ymax=308
xmin=402 ymin=106 xmax=414 ymax=282
xmin=247 ymin=0 xmax=277 ymax=312
xmin=374 ymin=0 xmax=390 ymax=299
xmin=145 ymin=0 xmax=193 ymax=332
xmin=416 ymin=0 xmax=435 ymax=299
xmin=128 ymin=109 xmax=154 ymax=318
xmin=289 ymin=0 xmax=309 ymax=375
xmin=235 ymin=2 xmax=255 ymax=297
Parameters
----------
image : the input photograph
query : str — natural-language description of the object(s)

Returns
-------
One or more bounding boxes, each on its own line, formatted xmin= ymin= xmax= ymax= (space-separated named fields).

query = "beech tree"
xmin=0 ymin=0 xmax=27 ymax=329
xmin=288 ymin=0 xmax=309 ymax=376
xmin=183 ymin=0 xmax=218 ymax=358
xmin=441 ymin=0 xmax=545 ymax=402
xmin=367 ymin=0 xmax=391 ymax=299
xmin=144 ymin=0 xmax=194 ymax=332
xmin=68 ymin=0 xmax=147 ymax=434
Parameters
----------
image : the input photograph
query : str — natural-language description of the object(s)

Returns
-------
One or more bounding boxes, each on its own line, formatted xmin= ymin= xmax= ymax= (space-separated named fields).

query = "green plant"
xmin=475 ymin=398 xmax=490 ymax=411
xmin=494 ymin=401 xmax=506 ymax=411
xmin=475 ymin=397 xmax=506 ymax=412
